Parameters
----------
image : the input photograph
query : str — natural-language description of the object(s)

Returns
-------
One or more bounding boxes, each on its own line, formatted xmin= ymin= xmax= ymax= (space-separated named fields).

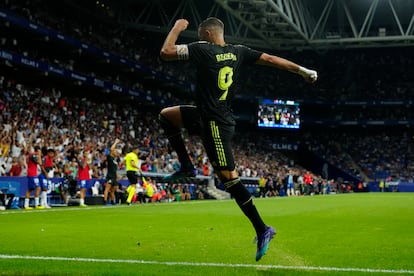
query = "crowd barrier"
xmin=0 ymin=173 xmax=215 ymax=196
xmin=368 ymin=181 xmax=414 ymax=192
xmin=2 ymin=176 xmax=413 ymax=207
xmin=0 ymin=176 xmax=98 ymax=198
xmin=0 ymin=173 xmax=215 ymax=206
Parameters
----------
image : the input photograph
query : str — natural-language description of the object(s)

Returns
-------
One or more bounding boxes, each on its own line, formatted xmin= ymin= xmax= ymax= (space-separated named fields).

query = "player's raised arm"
xmin=110 ymin=138 xmax=120 ymax=155
xmin=160 ymin=19 xmax=189 ymax=61
xmin=256 ymin=52 xmax=318 ymax=83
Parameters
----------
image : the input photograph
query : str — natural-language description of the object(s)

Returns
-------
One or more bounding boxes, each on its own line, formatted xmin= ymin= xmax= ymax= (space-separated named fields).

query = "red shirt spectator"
xmin=304 ymin=171 xmax=313 ymax=186
xmin=59 ymin=98 xmax=65 ymax=107
xmin=202 ymin=163 xmax=209 ymax=176
xmin=8 ymin=158 xmax=22 ymax=176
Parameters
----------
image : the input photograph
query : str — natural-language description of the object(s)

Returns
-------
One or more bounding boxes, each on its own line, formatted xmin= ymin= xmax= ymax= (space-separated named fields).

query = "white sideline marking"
xmin=0 ymin=254 xmax=413 ymax=274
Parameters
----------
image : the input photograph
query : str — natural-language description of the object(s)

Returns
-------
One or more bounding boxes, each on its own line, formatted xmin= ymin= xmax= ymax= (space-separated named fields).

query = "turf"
xmin=1 ymin=193 xmax=413 ymax=275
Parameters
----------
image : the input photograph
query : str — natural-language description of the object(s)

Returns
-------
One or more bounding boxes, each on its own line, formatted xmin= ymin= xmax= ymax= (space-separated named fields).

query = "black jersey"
xmin=106 ymin=154 xmax=118 ymax=178
xmin=187 ymin=42 xmax=262 ymax=125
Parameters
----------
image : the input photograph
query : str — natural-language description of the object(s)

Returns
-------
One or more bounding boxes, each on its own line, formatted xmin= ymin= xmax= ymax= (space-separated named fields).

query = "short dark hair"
xmin=199 ymin=17 xmax=224 ymax=32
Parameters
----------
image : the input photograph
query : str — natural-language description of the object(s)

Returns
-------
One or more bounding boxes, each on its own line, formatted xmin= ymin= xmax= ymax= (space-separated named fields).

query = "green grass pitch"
xmin=1 ymin=193 xmax=414 ymax=275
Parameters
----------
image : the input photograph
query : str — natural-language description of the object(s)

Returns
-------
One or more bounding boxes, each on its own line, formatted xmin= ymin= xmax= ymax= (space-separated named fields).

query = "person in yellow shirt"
xmin=258 ymin=175 xmax=266 ymax=198
xmin=142 ymin=177 xmax=154 ymax=199
xmin=379 ymin=179 xmax=385 ymax=192
xmin=0 ymin=134 xmax=11 ymax=157
xmin=124 ymin=146 xmax=140 ymax=205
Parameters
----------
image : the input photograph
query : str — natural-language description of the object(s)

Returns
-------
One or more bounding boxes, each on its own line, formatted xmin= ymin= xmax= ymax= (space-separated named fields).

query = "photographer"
xmin=0 ymin=189 xmax=15 ymax=210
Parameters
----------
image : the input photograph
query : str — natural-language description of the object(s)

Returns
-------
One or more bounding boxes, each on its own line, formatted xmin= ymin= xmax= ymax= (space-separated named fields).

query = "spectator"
xmin=39 ymin=147 xmax=55 ymax=208
xmin=0 ymin=189 xmax=15 ymax=210
xmin=286 ymin=170 xmax=295 ymax=197
xmin=181 ymin=184 xmax=191 ymax=201
xmin=77 ymin=150 xmax=91 ymax=207
xmin=258 ymin=174 xmax=266 ymax=198
xmin=65 ymin=157 xmax=78 ymax=199
xmin=303 ymin=171 xmax=313 ymax=196
xmin=8 ymin=157 xmax=22 ymax=176
xmin=24 ymin=146 xmax=43 ymax=209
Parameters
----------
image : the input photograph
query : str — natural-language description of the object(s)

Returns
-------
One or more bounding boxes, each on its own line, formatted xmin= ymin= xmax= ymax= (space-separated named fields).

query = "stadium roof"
xmin=109 ymin=0 xmax=414 ymax=50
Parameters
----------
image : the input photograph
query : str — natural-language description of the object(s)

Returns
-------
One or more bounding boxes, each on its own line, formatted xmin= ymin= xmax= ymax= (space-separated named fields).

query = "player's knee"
xmin=158 ymin=112 xmax=169 ymax=126
xmin=158 ymin=113 xmax=172 ymax=129
xmin=159 ymin=113 xmax=181 ymax=136
xmin=159 ymin=106 xmax=179 ymax=120
xmin=159 ymin=108 xmax=169 ymax=118
xmin=217 ymin=170 xmax=238 ymax=182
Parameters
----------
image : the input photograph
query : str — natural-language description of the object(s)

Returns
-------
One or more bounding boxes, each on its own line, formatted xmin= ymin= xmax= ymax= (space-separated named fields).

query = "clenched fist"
xmin=173 ymin=19 xmax=189 ymax=32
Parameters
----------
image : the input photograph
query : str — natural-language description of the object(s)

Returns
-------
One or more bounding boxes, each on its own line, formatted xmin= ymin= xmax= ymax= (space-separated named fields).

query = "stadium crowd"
xmin=4 ymin=0 xmax=412 ymax=102
xmin=2 ymin=0 xmax=193 ymax=92
xmin=0 ymin=76 xmax=327 ymax=207
xmin=304 ymin=131 xmax=414 ymax=182
xmin=3 ymin=70 xmax=401 ymax=205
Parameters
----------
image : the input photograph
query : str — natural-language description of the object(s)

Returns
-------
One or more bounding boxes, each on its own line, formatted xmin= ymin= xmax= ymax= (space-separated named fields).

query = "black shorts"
xmin=126 ymin=171 xmax=138 ymax=184
xmin=106 ymin=176 xmax=117 ymax=186
xmin=180 ymin=105 xmax=202 ymax=136
xmin=181 ymin=106 xmax=235 ymax=171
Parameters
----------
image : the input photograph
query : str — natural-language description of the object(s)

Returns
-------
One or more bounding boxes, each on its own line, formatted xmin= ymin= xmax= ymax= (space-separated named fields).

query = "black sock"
xmin=159 ymin=114 xmax=192 ymax=170
xmin=224 ymin=178 xmax=267 ymax=235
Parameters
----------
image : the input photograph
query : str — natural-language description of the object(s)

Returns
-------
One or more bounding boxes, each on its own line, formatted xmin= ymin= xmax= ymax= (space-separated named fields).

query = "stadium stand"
xmin=1 ymin=0 xmax=413 ymax=207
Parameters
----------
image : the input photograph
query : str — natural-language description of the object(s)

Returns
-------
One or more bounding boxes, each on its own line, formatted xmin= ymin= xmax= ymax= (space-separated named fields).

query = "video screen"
xmin=257 ymin=98 xmax=300 ymax=129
